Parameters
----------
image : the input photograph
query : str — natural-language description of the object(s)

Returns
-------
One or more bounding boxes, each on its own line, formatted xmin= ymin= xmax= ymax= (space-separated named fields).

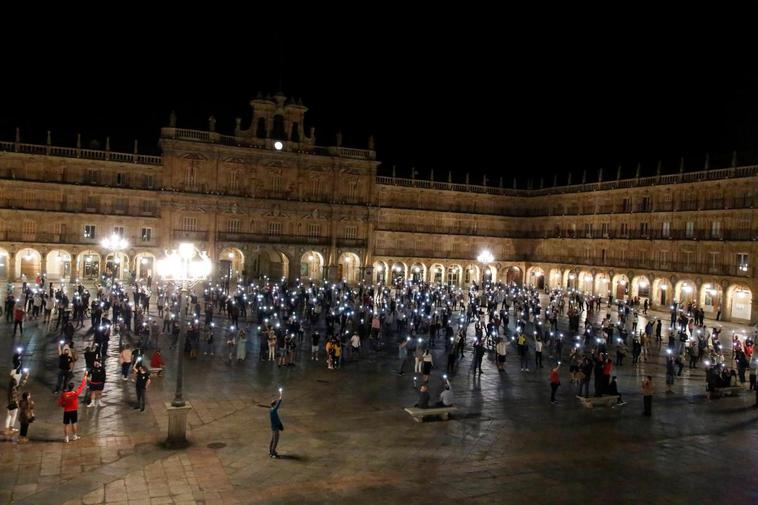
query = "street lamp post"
xmin=101 ymin=234 xmax=129 ymax=284
xmin=156 ymin=243 xmax=212 ymax=447
xmin=477 ymin=250 xmax=494 ymax=286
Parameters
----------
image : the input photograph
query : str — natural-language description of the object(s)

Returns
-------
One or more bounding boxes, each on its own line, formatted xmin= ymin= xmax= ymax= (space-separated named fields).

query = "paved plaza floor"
xmin=1 ymin=293 xmax=757 ymax=504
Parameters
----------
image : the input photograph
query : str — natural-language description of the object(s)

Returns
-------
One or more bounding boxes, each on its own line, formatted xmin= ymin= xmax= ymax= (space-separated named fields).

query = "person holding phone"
xmin=269 ymin=388 xmax=284 ymax=458
xmin=60 ymin=371 xmax=88 ymax=443
xmin=549 ymin=363 xmax=561 ymax=404
xmin=435 ymin=376 xmax=454 ymax=407
xmin=133 ymin=363 xmax=151 ymax=412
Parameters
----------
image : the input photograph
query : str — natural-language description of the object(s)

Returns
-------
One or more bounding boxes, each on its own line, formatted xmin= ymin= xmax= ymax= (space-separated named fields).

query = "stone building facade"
xmin=0 ymin=94 xmax=756 ymax=322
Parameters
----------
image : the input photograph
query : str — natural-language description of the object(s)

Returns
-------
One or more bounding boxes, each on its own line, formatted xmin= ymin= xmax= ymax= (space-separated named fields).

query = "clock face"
xmin=274 ymin=141 xmax=284 ymax=151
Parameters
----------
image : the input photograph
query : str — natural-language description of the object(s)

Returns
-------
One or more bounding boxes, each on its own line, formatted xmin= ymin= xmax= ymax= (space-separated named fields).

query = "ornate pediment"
xmin=261 ymin=158 xmax=286 ymax=169
xmin=181 ymin=152 xmax=207 ymax=161
xmin=265 ymin=204 xmax=285 ymax=217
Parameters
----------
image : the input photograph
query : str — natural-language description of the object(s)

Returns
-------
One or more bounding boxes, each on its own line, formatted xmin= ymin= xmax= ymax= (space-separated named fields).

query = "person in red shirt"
xmin=59 ymin=371 xmax=88 ymax=443
xmin=12 ymin=304 xmax=25 ymax=337
xmin=550 ymin=363 xmax=561 ymax=404
xmin=150 ymin=349 xmax=165 ymax=375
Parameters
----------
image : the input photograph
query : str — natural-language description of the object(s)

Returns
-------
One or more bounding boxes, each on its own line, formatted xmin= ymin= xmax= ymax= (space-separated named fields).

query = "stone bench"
xmin=577 ymin=395 xmax=621 ymax=409
xmin=709 ymin=386 xmax=743 ymax=398
xmin=404 ymin=406 xmax=458 ymax=422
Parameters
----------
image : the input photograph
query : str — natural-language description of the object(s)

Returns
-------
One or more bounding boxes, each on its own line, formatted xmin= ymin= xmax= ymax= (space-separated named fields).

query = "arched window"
xmin=272 ymin=115 xmax=286 ymax=140
xmin=290 ymin=122 xmax=300 ymax=142
xmin=256 ymin=118 xmax=267 ymax=138
xmin=185 ymin=165 xmax=196 ymax=188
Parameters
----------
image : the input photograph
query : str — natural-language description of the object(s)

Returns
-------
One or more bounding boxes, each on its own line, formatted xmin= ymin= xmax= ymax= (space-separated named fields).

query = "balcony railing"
xmin=172 ymin=230 xmax=210 ymax=241
xmin=0 ymin=232 xmax=156 ymax=247
xmin=161 ymin=127 xmax=376 ymax=161
xmin=0 ymin=198 xmax=160 ymax=217
xmin=0 ymin=140 xmax=162 ymax=165
xmin=373 ymin=247 xmax=526 ymax=262
xmin=535 ymin=228 xmax=754 ymax=241
xmin=216 ymin=231 xmax=367 ymax=249
xmin=534 ymin=255 xmax=753 ymax=277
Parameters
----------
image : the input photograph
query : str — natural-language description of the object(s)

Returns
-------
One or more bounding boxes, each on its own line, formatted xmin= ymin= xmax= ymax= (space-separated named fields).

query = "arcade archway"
xmin=15 ymin=248 xmax=42 ymax=281
xmin=372 ymin=261 xmax=388 ymax=284
xmin=527 ymin=267 xmax=545 ymax=289
xmin=250 ymin=248 xmax=289 ymax=281
xmin=699 ymin=283 xmax=723 ymax=317
xmin=338 ymin=252 xmax=361 ymax=283
xmin=726 ymin=285 xmax=752 ymax=321
xmin=77 ymin=251 xmax=102 ymax=281
xmin=46 ymin=249 xmax=73 ymax=281
xmin=300 ymin=251 xmax=324 ymax=281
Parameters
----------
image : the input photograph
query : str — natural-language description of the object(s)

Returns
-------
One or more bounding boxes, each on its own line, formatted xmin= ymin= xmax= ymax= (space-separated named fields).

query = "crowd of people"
xmin=3 ymin=271 xmax=758 ymax=445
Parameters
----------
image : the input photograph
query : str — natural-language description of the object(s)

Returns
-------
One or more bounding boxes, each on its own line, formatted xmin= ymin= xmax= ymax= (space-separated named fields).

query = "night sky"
xmin=2 ymin=6 xmax=758 ymax=186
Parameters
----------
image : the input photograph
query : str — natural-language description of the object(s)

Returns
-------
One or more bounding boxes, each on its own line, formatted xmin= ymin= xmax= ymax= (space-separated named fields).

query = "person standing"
xmin=473 ymin=339 xmax=485 ymax=374
xmin=87 ymin=360 xmax=106 ymax=408
xmin=133 ymin=363 xmax=151 ymax=412
xmin=350 ymin=332 xmax=361 ymax=360
xmin=414 ymin=342 xmax=424 ymax=374
xmin=267 ymin=327 xmax=277 ymax=361
xmin=495 ymin=337 xmax=507 ymax=372
xmin=119 ymin=345 xmax=133 ymax=381
xmin=17 ymin=392 xmax=34 ymax=443
xmin=549 ymin=363 xmax=561 ymax=404
xmin=642 ymin=375 xmax=654 ymax=416
xmin=54 ymin=345 xmax=75 ymax=394
xmin=12 ymin=303 xmax=25 ymax=337
xmin=421 ymin=349 xmax=433 ymax=383
xmin=535 ymin=337 xmax=543 ymax=368
xmin=397 ymin=337 xmax=409 ymax=375
xmin=269 ymin=389 xmax=284 ymax=458
xmin=517 ymin=333 xmax=529 ymax=372
xmin=665 ymin=354 xmax=675 ymax=393
xmin=311 ymin=331 xmax=320 ymax=361
xmin=447 ymin=340 xmax=458 ymax=374
xmin=59 ymin=371 xmax=88 ymax=443
xmin=4 ymin=375 xmax=20 ymax=436
xmin=236 ymin=329 xmax=247 ymax=362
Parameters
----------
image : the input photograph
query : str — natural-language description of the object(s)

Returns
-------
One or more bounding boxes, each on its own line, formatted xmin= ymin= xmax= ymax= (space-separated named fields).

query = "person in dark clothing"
xmin=446 ymin=344 xmax=457 ymax=374
xmin=606 ymin=376 xmax=626 ymax=405
xmin=593 ymin=354 xmax=604 ymax=396
xmin=269 ymin=390 xmax=284 ymax=458
xmin=84 ymin=345 xmax=97 ymax=372
xmin=473 ymin=340 xmax=485 ymax=374
xmin=54 ymin=345 xmax=74 ymax=394
xmin=414 ymin=383 xmax=430 ymax=409
xmin=133 ymin=364 xmax=151 ymax=412
xmin=642 ymin=375 xmax=654 ymax=416
xmin=87 ymin=360 xmax=106 ymax=408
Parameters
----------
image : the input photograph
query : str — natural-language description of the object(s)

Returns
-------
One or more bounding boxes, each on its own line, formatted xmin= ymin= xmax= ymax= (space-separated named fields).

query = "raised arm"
xmin=74 ymin=372 xmax=88 ymax=395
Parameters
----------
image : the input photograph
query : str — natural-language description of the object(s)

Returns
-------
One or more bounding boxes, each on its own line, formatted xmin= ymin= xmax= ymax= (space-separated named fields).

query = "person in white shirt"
xmin=44 ymin=294 xmax=55 ymax=323
xmin=535 ymin=337 xmax=544 ymax=368
xmin=496 ymin=337 xmax=508 ymax=371
xmin=350 ymin=333 xmax=361 ymax=359
xmin=436 ymin=380 xmax=454 ymax=407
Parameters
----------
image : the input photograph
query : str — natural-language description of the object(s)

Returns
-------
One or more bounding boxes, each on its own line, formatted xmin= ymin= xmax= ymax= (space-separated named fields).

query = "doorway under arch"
xmin=250 ymin=248 xmax=289 ymax=281
xmin=338 ymin=252 xmax=361 ymax=283
xmin=372 ymin=260 xmax=388 ymax=284
xmin=77 ymin=251 xmax=102 ymax=281
xmin=527 ymin=267 xmax=545 ymax=289
xmin=46 ymin=249 xmax=73 ymax=281
xmin=300 ymin=251 xmax=324 ymax=281
xmin=15 ymin=248 xmax=42 ymax=281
